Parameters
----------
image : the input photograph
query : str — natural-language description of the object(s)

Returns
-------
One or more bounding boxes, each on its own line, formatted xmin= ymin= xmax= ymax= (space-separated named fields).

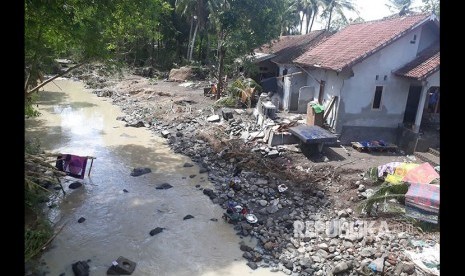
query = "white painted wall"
xmin=338 ymin=27 xmax=427 ymax=128
xmin=283 ymin=22 xmax=438 ymax=132
xmin=426 ymin=70 xmax=439 ymax=87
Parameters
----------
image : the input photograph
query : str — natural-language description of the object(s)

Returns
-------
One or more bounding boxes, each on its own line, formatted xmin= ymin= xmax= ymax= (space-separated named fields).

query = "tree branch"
xmin=25 ymin=63 xmax=84 ymax=97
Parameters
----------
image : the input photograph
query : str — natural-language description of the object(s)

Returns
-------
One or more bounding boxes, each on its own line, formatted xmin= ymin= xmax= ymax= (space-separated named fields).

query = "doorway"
xmin=403 ymin=85 xmax=422 ymax=125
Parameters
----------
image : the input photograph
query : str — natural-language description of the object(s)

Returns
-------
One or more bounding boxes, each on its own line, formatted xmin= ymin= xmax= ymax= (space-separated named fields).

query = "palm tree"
xmin=322 ymin=0 xmax=358 ymax=31
xmin=175 ymin=0 xmax=209 ymax=61
xmin=307 ymin=0 xmax=324 ymax=33
xmin=279 ymin=0 xmax=300 ymax=35
xmin=386 ymin=0 xmax=412 ymax=14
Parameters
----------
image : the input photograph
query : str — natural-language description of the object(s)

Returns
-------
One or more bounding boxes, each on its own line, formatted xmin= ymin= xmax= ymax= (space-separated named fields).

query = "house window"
xmin=410 ymin=34 xmax=417 ymax=44
xmin=384 ymin=75 xmax=388 ymax=81
xmin=375 ymin=75 xmax=379 ymax=80
xmin=372 ymin=86 xmax=383 ymax=109
xmin=282 ymin=68 xmax=288 ymax=82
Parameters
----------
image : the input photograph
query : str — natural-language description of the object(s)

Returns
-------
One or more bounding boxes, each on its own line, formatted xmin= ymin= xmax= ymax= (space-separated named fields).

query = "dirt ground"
xmin=108 ymin=72 xmax=427 ymax=216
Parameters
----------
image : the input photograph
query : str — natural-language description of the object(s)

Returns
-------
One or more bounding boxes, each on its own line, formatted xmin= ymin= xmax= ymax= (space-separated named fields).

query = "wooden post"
xmin=87 ymin=157 xmax=96 ymax=177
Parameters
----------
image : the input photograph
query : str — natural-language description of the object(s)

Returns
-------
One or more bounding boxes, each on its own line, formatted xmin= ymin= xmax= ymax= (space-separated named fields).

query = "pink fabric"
xmin=402 ymin=162 xmax=439 ymax=184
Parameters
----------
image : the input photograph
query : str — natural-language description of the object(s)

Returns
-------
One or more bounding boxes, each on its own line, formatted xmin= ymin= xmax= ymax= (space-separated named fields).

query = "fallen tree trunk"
xmin=25 ymin=63 xmax=83 ymax=97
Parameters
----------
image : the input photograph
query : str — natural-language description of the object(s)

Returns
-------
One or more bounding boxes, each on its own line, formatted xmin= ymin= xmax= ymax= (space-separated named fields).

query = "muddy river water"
xmin=25 ymin=79 xmax=282 ymax=275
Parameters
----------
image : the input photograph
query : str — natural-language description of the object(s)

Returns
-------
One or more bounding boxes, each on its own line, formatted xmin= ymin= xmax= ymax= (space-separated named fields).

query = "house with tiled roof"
xmin=251 ymin=30 xmax=330 ymax=104
xmin=265 ymin=12 xmax=439 ymax=151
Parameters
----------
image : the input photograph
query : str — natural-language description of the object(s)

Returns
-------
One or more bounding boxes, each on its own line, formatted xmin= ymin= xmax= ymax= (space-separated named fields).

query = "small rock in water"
xmin=247 ymin=262 xmax=258 ymax=270
xmin=123 ymin=189 xmax=129 ymax=193
xmin=68 ymin=181 xmax=83 ymax=189
xmin=183 ymin=215 xmax=194 ymax=220
xmin=149 ymin=227 xmax=165 ymax=236
xmin=195 ymin=185 xmax=201 ymax=188
xmin=183 ymin=162 xmax=194 ymax=167
xmin=210 ymin=218 xmax=218 ymax=222
xmin=199 ymin=167 xmax=209 ymax=173
xmin=130 ymin=167 xmax=151 ymax=177
xmin=189 ymin=174 xmax=197 ymax=178
xmin=72 ymin=261 xmax=89 ymax=276
xmin=78 ymin=217 xmax=86 ymax=223
xmin=156 ymin=183 xmax=173 ymax=190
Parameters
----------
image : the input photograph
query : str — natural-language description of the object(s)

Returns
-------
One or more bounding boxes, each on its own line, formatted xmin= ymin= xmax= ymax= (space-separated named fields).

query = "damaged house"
xmin=253 ymin=13 xmax=439 ymax=153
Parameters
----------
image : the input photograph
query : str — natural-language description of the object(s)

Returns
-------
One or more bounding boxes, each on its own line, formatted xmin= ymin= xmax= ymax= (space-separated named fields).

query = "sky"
xmin=309 ymin=0 xmax=425 ymax=31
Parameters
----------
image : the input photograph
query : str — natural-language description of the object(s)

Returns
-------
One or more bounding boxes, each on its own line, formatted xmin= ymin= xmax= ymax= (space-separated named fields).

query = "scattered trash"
xmin=107 ymin=256 xmax=137 ymax=275
xmin=406 ymin=155 xmax=417 ymax=161
xmin=404 ymin=244 xmax=439 ymax=275
xmin=245 ymin=214 xmax=258 ymax=224
xmin=278 ymin=184 xmax=288 ymax=193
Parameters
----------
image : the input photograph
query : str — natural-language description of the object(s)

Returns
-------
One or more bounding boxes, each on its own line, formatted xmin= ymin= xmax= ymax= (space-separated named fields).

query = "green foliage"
xmin=25 ymin=138 xmax=42 ymax=155
xmin=25 ymin=94 xmax=41 ymax=118
xmin=421 ymin=0 xmax=439 ymax=16
xmin=213 ymin=96 xmax=237 ymax=108
xmin=358 ymin=182 xmax=409 ymax=215
xmin=25 ymin=219 xmax=53 ymax=262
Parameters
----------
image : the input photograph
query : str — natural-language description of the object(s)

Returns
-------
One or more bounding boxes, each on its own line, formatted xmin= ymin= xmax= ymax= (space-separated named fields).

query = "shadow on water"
xmin=36 ymin=91 xmax=68 ymax=106
xmin=108 ymin=144 xmax=186 ymax=174
xmin=25 ymin=120 xmax=72 ymax=149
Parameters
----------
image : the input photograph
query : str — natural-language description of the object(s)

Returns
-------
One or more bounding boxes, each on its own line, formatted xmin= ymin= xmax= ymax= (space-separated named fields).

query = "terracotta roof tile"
xmin=294 ymin=13 xmax=434 ymax=71
xmin=394 ymin=43 xmax=440 ymax=80
xmin=255 ymin=30 xmax=328 ymax=64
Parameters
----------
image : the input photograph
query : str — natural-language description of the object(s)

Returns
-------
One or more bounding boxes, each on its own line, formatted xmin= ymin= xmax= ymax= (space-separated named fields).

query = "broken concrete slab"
xmin=222 ymin=108 xmax=234 ymax=120
xmin=248 ymin=131 xmax=265 ymax=140
xmin=267 ymin=150 xmax=279 ymax=158
xmin=207 ymin=115 xmax=220 ymax=122
xmin=107 ymin=256 xmax=137 ymax=275
xmin=268 ymin=131 xmax=299 ymax=147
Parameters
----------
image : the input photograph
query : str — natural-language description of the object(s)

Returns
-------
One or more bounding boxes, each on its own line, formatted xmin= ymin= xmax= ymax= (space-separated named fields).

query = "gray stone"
xmin=72 ymin=261 xmax=89 ymax=276
xmin=337 ymin=210 xmax=348 ymax=218
xmin=207 ymin=115 xmax=220 ymax=122
xmin=183 ymin=162 xmax=194 ymax=167
xmin=316 ymin=191 xmax=324 ymax=199
xmin=358 ymin=184 xmax=366 ymax=192
xmin=360 ymin=247 xmax=374 ymax=257
xmin=183 ymin=215 xmax=194 ymax=220
xmin=332 ymin=261 xmax=352 ymax=274
xmin=68 ymin=181 xmax=83 ymax=189
xmin=267 ymin=204 xmax=279 ymax=214
xmin=259 ymin=200 xmax=268 ymax=207
xmin=267 ymin=150 xmax=279 ymax=158
xmin=155 ymin=183 xmax=173 ymax=190
xmin=149 ymin=227 xmax=165 ymax=236
xmin=247 ymin=262 xmax=258 ymax=270
xmin=130 ymin=167 xmax=151 ymax=177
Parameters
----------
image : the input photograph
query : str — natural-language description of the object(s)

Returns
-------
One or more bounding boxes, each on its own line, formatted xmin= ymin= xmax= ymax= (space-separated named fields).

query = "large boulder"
xmin=168 ymin=66 xmax=193 ymax=82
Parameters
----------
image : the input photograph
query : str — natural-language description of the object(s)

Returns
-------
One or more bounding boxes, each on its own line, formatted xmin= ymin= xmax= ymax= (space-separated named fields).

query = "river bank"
xmin=55 ymin=64 xmax=439 ymax=275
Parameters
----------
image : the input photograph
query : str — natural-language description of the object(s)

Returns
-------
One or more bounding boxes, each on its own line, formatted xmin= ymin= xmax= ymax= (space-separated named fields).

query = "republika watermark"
xmin=293 ymin=219 xmax=414 ymax=239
